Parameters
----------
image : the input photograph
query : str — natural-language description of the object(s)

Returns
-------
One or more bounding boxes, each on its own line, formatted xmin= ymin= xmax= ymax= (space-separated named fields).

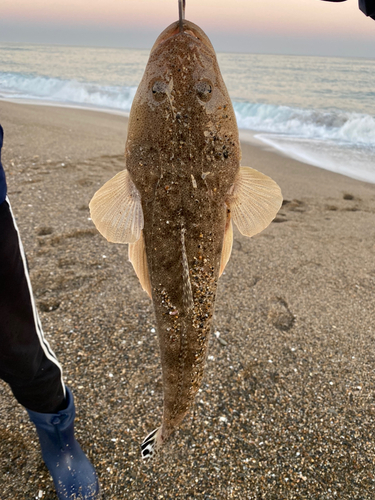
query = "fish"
xmin=89 ymin=18 xmax=283 ymax=460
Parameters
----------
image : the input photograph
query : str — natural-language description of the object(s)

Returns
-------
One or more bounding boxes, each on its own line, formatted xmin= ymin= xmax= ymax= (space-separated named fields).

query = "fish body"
xmin=90 ymin=20 xmax=282 ymax=459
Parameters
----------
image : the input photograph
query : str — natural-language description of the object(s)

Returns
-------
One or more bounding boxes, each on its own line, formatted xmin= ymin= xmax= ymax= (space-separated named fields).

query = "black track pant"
xmin=0 ymin=197 xmax=65 ymax=413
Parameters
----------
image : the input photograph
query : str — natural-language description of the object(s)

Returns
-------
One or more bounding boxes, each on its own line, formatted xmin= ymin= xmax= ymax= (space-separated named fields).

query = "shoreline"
xmin=1 ymin=100 xmax=375 ymax=499
xmin=0 ymin=96 xmax=131 ymax=118
xmin=2 ymin=97 xmax=374 ymax=186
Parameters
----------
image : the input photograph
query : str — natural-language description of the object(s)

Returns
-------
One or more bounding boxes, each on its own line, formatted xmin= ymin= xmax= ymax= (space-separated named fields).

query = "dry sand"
xmin=1 ymin=100 xmax=375 ymax=499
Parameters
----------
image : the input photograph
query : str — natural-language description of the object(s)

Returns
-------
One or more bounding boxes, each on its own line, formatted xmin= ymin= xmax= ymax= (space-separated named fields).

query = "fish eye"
xmin=152 ymin=80 xmax=168 ymax=102
xmin=196 ymin=80 xmax=213 ymax=102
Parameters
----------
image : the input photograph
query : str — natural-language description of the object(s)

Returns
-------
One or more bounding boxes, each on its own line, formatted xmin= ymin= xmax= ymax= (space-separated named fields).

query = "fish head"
xmin=126 ymin=20 xmax=240 ymax=201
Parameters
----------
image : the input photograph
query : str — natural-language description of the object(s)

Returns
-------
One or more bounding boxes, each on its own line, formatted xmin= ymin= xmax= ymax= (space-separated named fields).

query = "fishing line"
xmin=178 ymin=0 xmax=186 ymax=31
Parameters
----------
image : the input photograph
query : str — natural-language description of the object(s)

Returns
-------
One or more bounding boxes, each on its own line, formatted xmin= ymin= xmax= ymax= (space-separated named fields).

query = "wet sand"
xmin=1 ymin=100 xmax=375 ymax=499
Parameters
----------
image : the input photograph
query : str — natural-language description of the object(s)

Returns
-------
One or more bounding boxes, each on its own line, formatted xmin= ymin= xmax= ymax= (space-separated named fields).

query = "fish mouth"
xmin=151 ymin=20 xmax=215 ymax=53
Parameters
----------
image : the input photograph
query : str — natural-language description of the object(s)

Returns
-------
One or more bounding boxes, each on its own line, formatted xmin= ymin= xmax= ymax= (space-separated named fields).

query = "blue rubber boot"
xmin=27 ymin=387 xmax=100 ymax=499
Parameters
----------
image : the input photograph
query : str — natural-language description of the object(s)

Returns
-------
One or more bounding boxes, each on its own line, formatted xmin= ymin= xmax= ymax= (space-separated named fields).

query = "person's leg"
xmin=0 ymin=197 xmax=100 ymax=499
xmin=0 ymin=197 xmax=65 ymax=412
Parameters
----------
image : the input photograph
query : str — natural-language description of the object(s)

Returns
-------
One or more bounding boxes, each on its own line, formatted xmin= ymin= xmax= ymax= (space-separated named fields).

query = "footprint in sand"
xmin=57 ymin=257 xmax=77 ymax=268
xmin=325 ymin=205 xmax=338 ymax=211
xmin=343 ymin=193 xmax=361 ymax=211
xmin=36 ymin=226 xmax=54 ymax=236
xmin=282 ymin=199 xmax=306 ymax=212
xmin=78 ymin=178 xmax=94 ymax=187
xmin=38 ymin=228 xmax=97 ymax=247
xmin=38 ymin=299 xmax=61 ymax=313
xmin=272 ymin=214 xmax=287 ymax=223
xmin=272 ymin=199 xmax=306 ymax=223
xmin=267 ymin=297 xmax=295 ymax=331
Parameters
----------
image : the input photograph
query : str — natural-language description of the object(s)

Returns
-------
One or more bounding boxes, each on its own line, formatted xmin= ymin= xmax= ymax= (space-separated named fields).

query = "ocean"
xmin=0 ymin=42 xmax=374 ymax=183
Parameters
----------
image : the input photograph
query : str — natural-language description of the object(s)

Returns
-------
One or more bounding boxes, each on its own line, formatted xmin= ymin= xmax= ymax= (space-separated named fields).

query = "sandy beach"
xmin=1 ymin=99 xmax=375 ymax=499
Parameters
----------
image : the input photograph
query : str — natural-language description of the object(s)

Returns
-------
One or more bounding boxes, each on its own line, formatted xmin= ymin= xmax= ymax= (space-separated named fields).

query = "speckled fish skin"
xmin=125 ymin=20 xmax=240 ymax=444
xmin=90 ymin=18 xmax=282 ymax=458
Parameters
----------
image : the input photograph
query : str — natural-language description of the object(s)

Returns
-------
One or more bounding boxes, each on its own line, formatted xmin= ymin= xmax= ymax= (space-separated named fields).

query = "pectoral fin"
xmin=89 ymin=169 xmax=143 ymax=244
xmin=219 ymin=209 xmax=233 ymax=277
xmin=227 ymin=166 xmax=282 ymax=238
xmin=128 ymin=231 xmax=152 ymax=298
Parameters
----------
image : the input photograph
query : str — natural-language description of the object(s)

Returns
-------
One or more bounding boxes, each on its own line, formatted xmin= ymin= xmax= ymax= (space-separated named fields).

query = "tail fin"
xmin=141 ymin=427 xmax=163 ymax=460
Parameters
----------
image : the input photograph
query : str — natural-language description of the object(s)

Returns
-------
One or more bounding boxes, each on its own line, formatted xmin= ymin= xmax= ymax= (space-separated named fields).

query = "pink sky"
xmin=1 ymin=0 xmax=375 ymax=57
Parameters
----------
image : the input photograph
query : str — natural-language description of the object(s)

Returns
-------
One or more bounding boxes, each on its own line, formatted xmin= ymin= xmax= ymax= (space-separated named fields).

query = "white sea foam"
xmin=0 ymin=72 xmax=136 ymax=112
xmin=254 ymin=134 xmax=375 ymax=184
xmin=233 ymin=101 xmax=375 ymax=183
xmin=234 ymin=102 xmax=375 ymax=148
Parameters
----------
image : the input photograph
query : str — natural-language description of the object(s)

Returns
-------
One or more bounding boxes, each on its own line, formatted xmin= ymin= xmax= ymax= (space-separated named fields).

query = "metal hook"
xmin=178 ymin=0 xmax=186 ymax=32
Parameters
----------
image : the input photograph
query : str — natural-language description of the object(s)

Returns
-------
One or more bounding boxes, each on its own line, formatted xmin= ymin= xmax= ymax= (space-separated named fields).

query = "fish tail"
xmin=140 ymin=426 xmax=163 ymax=460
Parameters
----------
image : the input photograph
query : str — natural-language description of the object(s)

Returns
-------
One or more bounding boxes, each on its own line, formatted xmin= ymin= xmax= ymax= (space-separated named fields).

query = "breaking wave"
xmin=0 ymin=71 xmax=136 ymax=112
xmin=1 ymin=70 xmax=374 ymax=182
xmin=234 ymin=101 xmax=375 ymax=149
xmin=1 ymin=71 xmax=374 ymax=152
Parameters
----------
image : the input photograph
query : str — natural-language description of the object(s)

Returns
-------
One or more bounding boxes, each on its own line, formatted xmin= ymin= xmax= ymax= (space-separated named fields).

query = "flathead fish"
xmin=89 ymin=19 xmax=282 ymax=459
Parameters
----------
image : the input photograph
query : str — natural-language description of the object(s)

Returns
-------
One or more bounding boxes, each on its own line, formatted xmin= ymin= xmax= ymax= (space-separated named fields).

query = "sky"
xmin=1 ymin=0 xmax=375 ymax=58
